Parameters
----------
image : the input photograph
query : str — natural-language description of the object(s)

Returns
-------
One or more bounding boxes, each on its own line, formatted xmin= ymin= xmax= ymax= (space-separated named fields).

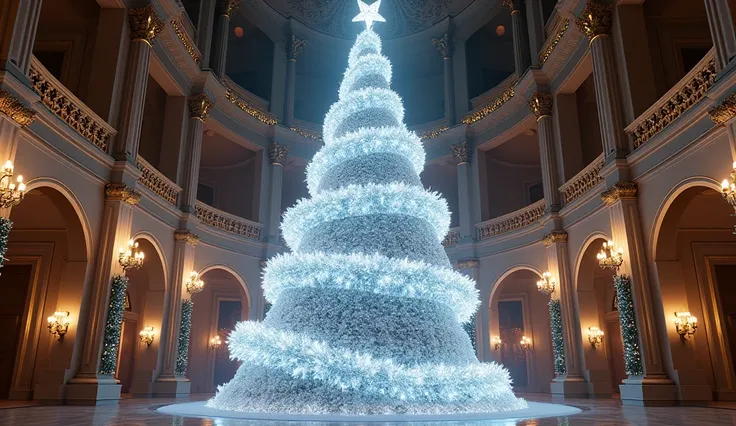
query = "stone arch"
xmin=197 ymin=263 xmax=251 ymax=307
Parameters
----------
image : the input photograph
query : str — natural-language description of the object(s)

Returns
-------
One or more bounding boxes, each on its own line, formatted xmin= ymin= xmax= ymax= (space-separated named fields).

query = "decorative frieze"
xmin=601 ymin=181 xmax=637 ymax=205
xmin=476 ymin=200 xmax=546 ymax=240
xmin=174 ymin=230 xmax=200 ymax=246
xmin=287 ymin=35 xmax=307 ymax=61
xmin=418 ymin=125 xmax=449 ymax=141
xmin=528 ymin=92 xmax=553 ymax=120
xmin=559 ymin=154 xmax=604 ymax=205
xmin=269 ymin=141 xmax=288 ymax=165
xmin=225 ymin=89 xmax=279 ymax=125
xmin=136 ymin=156 xmax=181 ymax=205
xmin=290 ymin=126 xmax=323 ymax=142
xmin=0 ymin=90 xmax=35 ymax=127
xmin=461 ymin=84 xmax=515 ymax=125
xmin=450 ymin=141 xmax=470 ymax=165
xmin=542 ymin=229 xmax=568 ymax=247
xmin=188 ymin=93 xmax=214 ymax=122
xmin=195 ymin=202 xmax=262 ymax=240
xmin=708 ymin=92 xmax=736 ymax=125
xmin=432 ymin=33 xmax=452 ymax=59
xmin=216 ymin=0 xmax=241 ymax=17
xmin=128 ymin=4 xmax=164 ymax=46
xmin=539 ymin=18 xmax=570 ymax=65
xmin=171 ymin=18 xmax=202 ymax=63
xmin=456 ymin=258 xmax=479 ymax=269
xmin=442 ymin=228 xmax=460 ymax=247
xmin=105 ymin=183 xmax=141 ymax=205
xmin=575 ymin=1 xmax=614 ymax=42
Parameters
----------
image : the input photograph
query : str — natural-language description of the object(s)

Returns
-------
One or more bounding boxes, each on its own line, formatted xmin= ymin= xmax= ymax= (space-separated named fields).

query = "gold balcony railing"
xmin=476 ymin=199 xmax=546 ymax=240
xmin=442 ymin=227 xmax=460 ymax=247
xmin=463 ymin=76 xmax=517 ymax=125
xmin=539 ymin=17 xmax=570 ymax=65
xmin=223 ymin=78 xmax=278 ymax=125
xmin=195 ymin=201 xmax=262 ymax=241
xmin=29 ymin=56 xmax=116 ymax=152
xmin=559 ymin=154 xmax=604 ymax=206
xmin=135 ymin=156 xmax=182 ymax=206
xmin=170 ymin=17 xmax=201 ymax=63
xmin=290 ymin=118 xmax=323 ymax=141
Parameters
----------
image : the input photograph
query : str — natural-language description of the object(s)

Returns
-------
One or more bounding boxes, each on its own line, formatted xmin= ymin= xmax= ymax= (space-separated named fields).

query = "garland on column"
xmin=614 ymin=274 xmax=643 ymax=376
xmin=462 ymin=311 xmax=477 ymax=353
xmin=100 ymin=275 xmax=129 ymax=375
xmin=0 ymin=217 xmax=12 ymax=270
xmin=548 ymin=299 xmax=566 ymax=375
xmin=175 ymin=299 xmax=194 ymax=376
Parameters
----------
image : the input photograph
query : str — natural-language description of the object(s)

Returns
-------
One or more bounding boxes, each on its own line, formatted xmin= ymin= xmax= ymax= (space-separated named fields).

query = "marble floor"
xmin=0 ymin=394 xmax=734 ymax=426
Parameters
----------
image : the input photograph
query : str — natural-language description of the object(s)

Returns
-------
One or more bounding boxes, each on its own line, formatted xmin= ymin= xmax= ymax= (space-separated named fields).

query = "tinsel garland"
xmin=175 ymin=299 xmax=193 ymax=376
xmin=263 ymin=301 xmax=272 ymax=319
xmin=613 ymin=275 xmax=643 ymax=376
xmin=99 ymin=275 xmax=128 ymax=375
xmin=462 ymin=312 xmax=477 ymax=354
xmin=548 ymin=299 xmax=566 ymax=375
xmin=0 ymin=217 xmax=12 ymax=270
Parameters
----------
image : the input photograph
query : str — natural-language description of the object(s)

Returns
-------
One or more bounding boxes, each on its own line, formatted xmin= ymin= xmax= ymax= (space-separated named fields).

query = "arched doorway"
xmin=188 ymin=266 xmax=249 ymax=394
xmin=652 ymin=182 xmax=736 ymax=401
xmin=574 ymin=235 xmax=626 ymax=397
xmin=115 ymin=237 xmax=167 ymax=396
xmin=489 ymin=268 xmax=555 ymax=393
xmin=0 ymin=185 xmax=89 ymax=400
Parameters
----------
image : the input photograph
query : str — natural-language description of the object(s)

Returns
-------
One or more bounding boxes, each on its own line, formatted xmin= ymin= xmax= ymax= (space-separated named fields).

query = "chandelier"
xmin=0 ymin=160 xmax=26 ymax=208
xmin=722 ymin=162 xmax=736 ymax=212
xmin=185 ymin=270 xmax=205 ymax=295
xmin=119 ymin=239 xmax=144 ymax=271
xmin=536 ymin=271 xmax=555 ymax=296
xmin=596 ymin=241 xmax=623 ymax=272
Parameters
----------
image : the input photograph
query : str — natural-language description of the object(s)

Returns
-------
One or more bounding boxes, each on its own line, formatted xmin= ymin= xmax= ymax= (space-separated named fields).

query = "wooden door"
xmin=0 ymin=265 xmax=33 ymax=399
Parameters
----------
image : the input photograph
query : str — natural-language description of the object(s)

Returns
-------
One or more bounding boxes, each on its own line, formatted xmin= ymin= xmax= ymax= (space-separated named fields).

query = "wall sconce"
xmin=119 ymin=239 xmax=144 ymax=271
xmin=210 ymin=335 xmax=222 ymax=351
xmin=520 ymin=336 xmax=532 ymax=351
xmin=674 ymin=311 xmax=698 ymax=339
xmin=597 ymin=240 xmax=623 ymax=272
xmin=0 ymin=159 xmax=26 ymax=208
xmin=536 ymin=271 xmax=556 ymax=296
xmin=588 ymin=326 xmax=604 ymax=348
xmin=47 ymin=311 xmax=70 ymax=339
xmin=185 ymin=270 xmax=205 ymax=295
xmin=491 ymin=335 xmax=502 ymax=350
xmin=721 ymin=162 xmax=736 ymax=213
xmin=139 ymin=326 xmax=155 ymax=346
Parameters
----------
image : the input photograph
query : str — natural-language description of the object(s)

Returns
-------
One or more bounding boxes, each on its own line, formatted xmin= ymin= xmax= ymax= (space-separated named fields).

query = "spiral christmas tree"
xmin=207 ymin=0 xmax=526 ymax=415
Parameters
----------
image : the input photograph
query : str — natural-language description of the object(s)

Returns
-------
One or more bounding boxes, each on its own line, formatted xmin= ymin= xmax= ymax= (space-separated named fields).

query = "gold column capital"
xmin=432 ymin=33 xmax=452 ymax=59
xmin=105 ymin=183 xmax=141 ymax=205
xmin=174 ymin=230 xmax=200 ymax=246
xmin=575 ymin=1 xmax=614 ymax=43
xmin=0 ymin=89 xmax=36 ymax=127
xmin=287 ymin=35 xmax=308 ymax=62
xmin=128 ymin=4 xmax=164 ymax=47
xmin=542 ymin=229 xmax=568 ymax=247
xmin=528 ymin=92 xmax=554 ymax=120
xmin=451 ymin=141 xmax=470 ymax=165
xmin=217 ymin=0 xmax=241 ymax=17
xmin=708 ymin=92 xmax=736 ymax=125
xmin=188 ymin=93 xmax=214 ymax=122
xmin=601 ymin=181 xmax=637 ymax=205
xmin=502 ymin=0 xmax=522 ymax=13
xmin=269 ymin=141 xmax=288 ymax=165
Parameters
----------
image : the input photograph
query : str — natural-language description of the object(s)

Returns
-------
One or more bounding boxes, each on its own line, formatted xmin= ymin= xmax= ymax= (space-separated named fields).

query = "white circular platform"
xmin=157 ymin=400 xmax=582 ymax=424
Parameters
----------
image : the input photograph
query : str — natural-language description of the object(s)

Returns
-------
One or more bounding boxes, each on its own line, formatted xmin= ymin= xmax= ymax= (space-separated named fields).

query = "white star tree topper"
xmin=352 ymin=0 xmax=385 ymax=30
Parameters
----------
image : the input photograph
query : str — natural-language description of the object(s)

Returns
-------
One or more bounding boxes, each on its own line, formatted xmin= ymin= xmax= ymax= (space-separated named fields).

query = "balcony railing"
xmin=195 ymin=201 xmax=262 ymax=241
xmin=476 ymin=199 xmax=546 ymax=240
xmin=559 ymin=154 xmax=604 ymax=206
xmin=170 ymin=17 xmax=201 ymax=63
xmin=29 ymin=56 xmax=116 ymax=152
xmin=626 ymin=49 xmax=716 ymax=150
xmin=223 ymin=78 xmax=278 ymax=125
xmin=442 ymin=227 xmax=460 ymax=248
xmin=463 ymin=76 xmax=517 ymax=125
xmin=290 ymin=118 xmax=324 ymax=142
xmin=410 ymin=118 xmax=450 ymax=141
xmin=539 ymin=17 xmax=570 ymax=66
xmin=136 ymin=156 xmax=182 ymax=206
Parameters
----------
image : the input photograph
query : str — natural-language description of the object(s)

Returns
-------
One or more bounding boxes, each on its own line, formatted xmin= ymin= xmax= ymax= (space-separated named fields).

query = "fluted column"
xmin=504 ymin=0 xmax=530 ymax=77
xmin=283 ymin=35 xmax=306 ymax=128
xmin=0 ymin=0 xmax=42 ymax=78
xmin=451 ymin=141 xmax=473 ymax=240
xmin=211 ymin=0 xmax=240 ymax=79
xmin=576 ymin=1 xmax=627 ymax=161
xmin=180 ymin=94 xmax=214 ymax=214
xmin=196 ymin=0 xmax=217 ymax=69
xmin=433 ymin=33 xmax=456 ymax=126
xmin=525 ymin=0 xmax=545 ymax=65
xmin=528 ymin=92 xmax=560 ymax=212
xmin=266 ymin=142 xmax=287 ymax=251
xmin=113 ymin=4 xmax=164 ymax=162
xmin=704 ymin=0 xmax=736 ymax=71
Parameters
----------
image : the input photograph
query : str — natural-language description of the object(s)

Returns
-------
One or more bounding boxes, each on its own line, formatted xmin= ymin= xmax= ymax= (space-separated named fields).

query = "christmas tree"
xmin=207 ymin=0 xmax=525 ymax=415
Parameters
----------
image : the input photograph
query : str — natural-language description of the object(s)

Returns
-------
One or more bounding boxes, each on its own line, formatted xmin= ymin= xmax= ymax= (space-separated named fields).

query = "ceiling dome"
xmin=262 ymin=0 xmax=477 ymax=38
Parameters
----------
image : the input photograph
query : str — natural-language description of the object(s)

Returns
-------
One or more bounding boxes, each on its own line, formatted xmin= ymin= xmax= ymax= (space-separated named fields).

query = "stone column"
xmin=704 ymin=0 xmax=736 ymax=71
xmin=211 ymin=0 xmax=240 ymax=79
xmin=525 ymin=0 xmax=545 ymax=65
xmin=528 ymin=92 xmax=561 ymax=212
xmin=601 ymin=182 xmax=677 ymax=405
xmin=266 ymin=141 xmax=287 ymax=255
xmin=0 ymin=0 xmax=42 ymax=79
xmin=433 ymin=33 xmax=456 ymax=126
xmin=283 ymin=35 xmax=306 ymax=128
xmin=196 ymin=0 xmax=217 ymax=69
xmin=451 ymin=141 xmax=473 ymax=240
xmin=113 ymin=4 xmax=164 ymax=162
xmin=452 ymin=38 xmax=470 ymax=121
xmin=504 ymin=0 xmax=530 ymax=77
xmin=66 ymin=184 xmax=140 ymax=405
xmin=180 ymin=93 xmax=214 ymax=214
xmin=576 ymin=1 xmax=627 ymax=161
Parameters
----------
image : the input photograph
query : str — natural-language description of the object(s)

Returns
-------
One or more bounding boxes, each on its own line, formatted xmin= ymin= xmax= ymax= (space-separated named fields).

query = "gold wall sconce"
xmin=588 ymin=326 xmax=604 ymax=348
xmin=674 ymin=311 xmax=698 ymax=339
xmin=520 ymin=336 xmax=532 ymax=351
xmin=0 ymin=160 xmax=26 ymax=208
xmin=139 ymin=326 xmax=155 ymax=346
xmin=491 ymin=335 xmax=502 ymax=350
xmin=119 ymin=239 xmax=144 ymax=271
xmin=210 ymin=335 xmax=222 ymax=351
xmin=47 ymin=311 xmax=70 ymax=339
xmin=185 ymin=270 xmax=205 ymax=295
xmin=536 ymin=271 xmax=556 ymax=296
xmin=597 ymin=240 xmax=623 ymax=272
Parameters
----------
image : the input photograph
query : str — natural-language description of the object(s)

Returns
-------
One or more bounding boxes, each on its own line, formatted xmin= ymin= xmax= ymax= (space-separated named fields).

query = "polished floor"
xmin=0 ymin=394 xmax=734 ymax=425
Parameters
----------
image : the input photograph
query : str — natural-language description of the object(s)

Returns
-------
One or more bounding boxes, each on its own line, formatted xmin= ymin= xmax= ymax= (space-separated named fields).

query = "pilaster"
xmin=529 ymin=92 xmax=561 ymax=212
xmin=266 ymin=141 xmax=287 ymax=255
xmin=451 ymin=141 xmax=473 ymax=241
xmin=211 ymin=0 xmax=240 ymax=79
xmin=433 ymin=33 xmax=456 ymax=126
xmin=284 ymin=34 xmax=306 ymax=127
xmin=704 ymin=0 xmax=736 ymax=72
xmin=196 ymin=0 xmax=217 ymax=69
xmin=504 ymin=0 xmax=530 ymax=77
xmin=0 ymin=0 xmax=42 ymax=80
xmin=525 ymin=0 xmax=545 ymax=65
xmin=180 ymin=93 xmax=214 ymax=214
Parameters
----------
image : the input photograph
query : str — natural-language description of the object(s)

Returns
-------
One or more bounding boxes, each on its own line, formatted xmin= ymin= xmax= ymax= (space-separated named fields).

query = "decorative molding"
xmin=461 ymin=83 xmax=516 ymax=125
xmin=528 ymin=92 xmax=553 ymax=120
xmin=136 ymin=156 xmax=181 ymax=205
xmin=188 ymin=93 xmax=214 ymax=121
xmin=442 ymin=228 xmax=460 ymax=247
xmin=195 ymin=201 xmax=262 ymax=240
xmin=216 ymin=0 xmax=241 ymax=17
xmin=170 ymin=18 xmax=201 ymax=63
xmin=287 ymin=35 xmax=308 ymax=61
xmin=559 ymin=154 xmax=604 ymax=205
xmin=432 ymin=33 xmax=452 ymax=59
xmin=269 ymin=141 xmax=288 ymax=164
xmin=456 ymin=258 xmax=479 ymax=269
xmin=418 ymin=125 xmax=449 ymax=141
xmin=539 ymin=18 xmax=569 ymax=65
xmin=128 ymin=4 xmax=164 ymax=46
xmin=290 ymin=126 xmax=323 ymax=142
xmin=104 ymin=183 xmax=141 ymax=205
xmin=575 ymin=1 xmax=614 ymax=41
xmin=709 ymin=92 xmax=736 ymax=125
xmin=601 ymin=181 xmax=637 ymax=205
xmin=542 ymin=229 xmax=568 ymax=247
xmin=450 ymin=141 xmax=470 ymax=165
xmin=174 ymin=229 xmax=200 ymax=246
xmin=0 ymin=90 xmax=35 ymax=127
xmin=476 ymin=200 xmax=546 ymax=240
xmin=502 ymin=0 xmax=521 ymax=13
xmin=225 ymin=88 xmax=278 ymax=125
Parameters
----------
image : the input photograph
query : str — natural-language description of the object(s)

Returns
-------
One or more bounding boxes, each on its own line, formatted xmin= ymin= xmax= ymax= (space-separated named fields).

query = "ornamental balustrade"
xmin=558 ymin=154 xmax=604 ymax=205
xmin=223 ymin=77 xmax=278 ymax=125
xmin=135 ymin=156 xmax=182 ymax=206
xmin=442 ymin=227 xmax=460 ymax=248
xmin=195 ymin=201 xmax=262 ymax=240
xmin=539 ymin=17 xmax=570 ymax=66
xmin=291 ymin=118 xmax=324 ymax=142
xmin=626 ymin=48 xmax=716 ymax=149
xmin=411 ymin=118 xmax=449 ymax=141
xmin=29 ymin=56 xmax=116 ymax=152
xmin=476 ymin=199 xmax=546 ymax=240
xmin=170 ymin=17 xmax=202 ymax=63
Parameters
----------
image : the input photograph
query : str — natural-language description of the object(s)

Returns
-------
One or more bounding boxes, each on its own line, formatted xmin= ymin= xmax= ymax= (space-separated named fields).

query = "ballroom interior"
xmin=0 ymin=0 xmax=736 ymax=424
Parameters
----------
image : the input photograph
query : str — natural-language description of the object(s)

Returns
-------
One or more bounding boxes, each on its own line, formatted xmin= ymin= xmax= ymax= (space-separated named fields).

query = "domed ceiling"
xmin=261 ymin=0 xmax=477 ymax=39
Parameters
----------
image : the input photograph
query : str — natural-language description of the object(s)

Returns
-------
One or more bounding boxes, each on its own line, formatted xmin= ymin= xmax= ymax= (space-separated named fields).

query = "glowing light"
xmin=352 ymin=0 xmax=385 ymax=30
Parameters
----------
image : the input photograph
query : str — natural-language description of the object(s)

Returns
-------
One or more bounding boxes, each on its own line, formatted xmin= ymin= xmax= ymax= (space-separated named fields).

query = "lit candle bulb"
xmin=723 ymin=179 xmax=730 ymax=191
xmin=3 ymin=160 xmax=13 ymax=173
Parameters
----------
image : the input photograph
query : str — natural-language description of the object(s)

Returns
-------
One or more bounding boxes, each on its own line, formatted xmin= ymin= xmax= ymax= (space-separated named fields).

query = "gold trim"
xmin=539 ymin=18 xmax=569 ymax=65
xmin=171 ymin=18 xmax=202 ymax=63
xmin=461 ymin=83 xmax=516 ymax=125
xmin=528 ymin=92 xmax=553 ymax=119
xmin=188 ymin=93 xmax=214 ymax=121
xmin=128 ymin=4 xmax=164 ymax=46
xmin=456 ymin=258 xmax=479 ymax=269
xmin=105 ymin=183 xmax=141 ymax=205
xmin=225 ymin=89 xmax=278 ymax=125
xmin=0 ymin=90 xmax=35 ymax=127
xmin=708 ymin=92 xmax=736 ymax=126
xmin=601 ymin=181 xmax=637 ymax=205
xmin=575 ymin=1 xmax=613 ymax=41
xmin=174 ymin=229 xmax=200 ymax=246
xmin=542 ymin=230 xmax=568 ymax=247
xmin=269 ymin=141 xmax=288 ymax=165
xmin=451 ymin=141 xmax=470 ymax=165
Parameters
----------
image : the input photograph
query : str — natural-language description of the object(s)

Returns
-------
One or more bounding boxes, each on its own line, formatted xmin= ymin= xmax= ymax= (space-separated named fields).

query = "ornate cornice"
xmin=708 ymin=92 xmax=736 ymax=125
xmin=575 ymin=1 xmax=614 ymax=42
xmin=287 ymin=35 xmax=307 ymax=61
xmin=456 ymin=258 xmax=479 ymax=269
xmin=269 ymin=141 xmax=288 ymax=164
xmin=0 ymin=89 xmax=35 ymax=127
xmin=451 ymin=141 xmax=470 ymax=165
xmin=216 ymin=0 xmax=241 ymax=17
xmin=601 ymin=181 xmax=637 ymax=205
xmin=543 ymin=229 xmax=568 ymax=247
xmin=174 ymin=229 xmax=200 ymax=246
xmin=528 ymin=92 xmax=553 ymax=120
xmin=432 ymin=33 xmax=452 ymax=59
xmin=128 ymin=4 xmax=164 ymax=47
xmin=171 ymin=18 xmax=201 ymax=63
xmin=105 ymin=183 xmax=141 ymax=205
xmin=188 ymin=93 xmax=214 ymax=122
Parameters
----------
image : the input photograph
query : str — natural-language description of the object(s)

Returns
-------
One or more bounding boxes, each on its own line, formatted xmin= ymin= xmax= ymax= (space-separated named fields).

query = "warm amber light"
xmin=491 ymin=335 xmax=502 ymax=350
xmin=674 ymin=311 xmax=698 ymax=338
xmin=210 ymin=335 xmax=222 ymax=350
xmin=47 ymin=311 xmax=70 ymax=339
xmin=520 ymin=336 xmax=532 ymax=350
xmin=139 ymin=326 xmax=156 ymax=346
xmin=588 ymin=326 xmax=604 ymax=348
xmin=496 ymin=25 xmax=505 ymax=36
xmin=234 ymin=26 xmax=244 ymax=37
